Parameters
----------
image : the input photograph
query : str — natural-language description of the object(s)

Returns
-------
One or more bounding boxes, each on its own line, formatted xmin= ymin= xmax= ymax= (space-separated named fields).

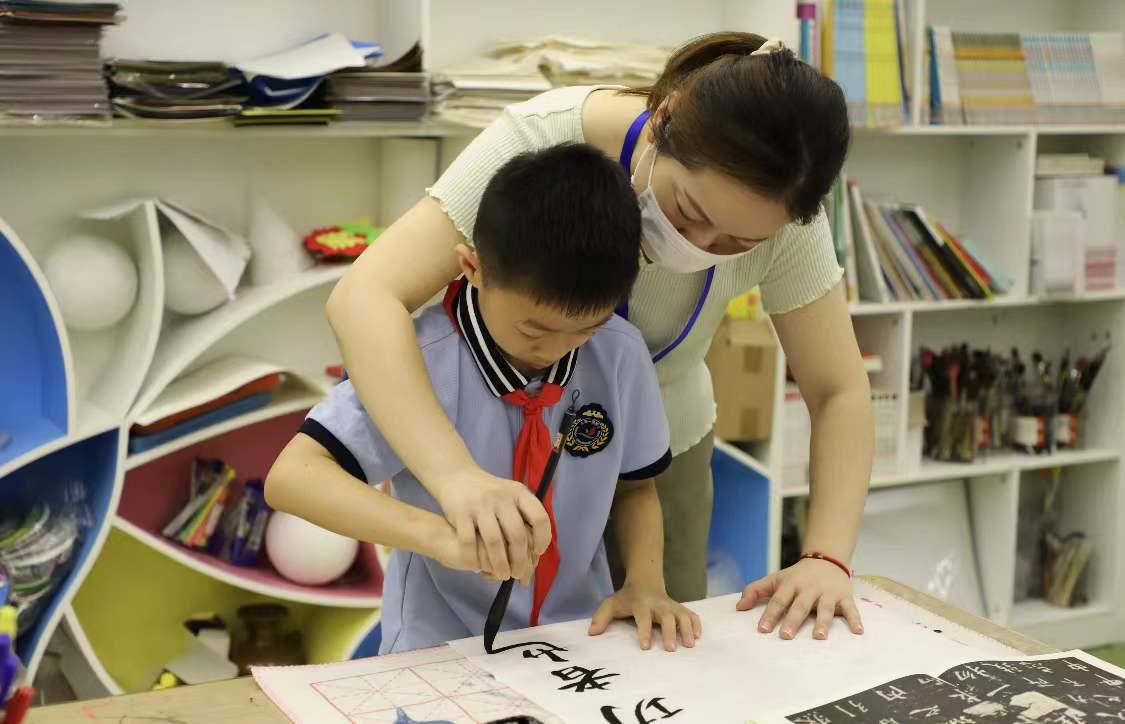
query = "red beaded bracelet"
xmin=800 ymin=552 xmax=854 ymax=579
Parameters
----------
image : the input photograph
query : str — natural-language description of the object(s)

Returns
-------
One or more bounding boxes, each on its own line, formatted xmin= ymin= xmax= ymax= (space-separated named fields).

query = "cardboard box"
xmin=706 ymin=318 xmax=778 ymax=442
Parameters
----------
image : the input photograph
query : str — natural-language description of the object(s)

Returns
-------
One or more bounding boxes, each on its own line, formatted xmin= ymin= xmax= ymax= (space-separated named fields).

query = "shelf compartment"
xmin=126 ymin=372 xmax=328 ymax=470
xmin=131 ymin=265 xmax=345 ymax=415
xmin=71 ymin=528 xmax=380 ymax=693
xmin=1012 ymin=462 xmax=1120 ymax=634
xmin=117 ymin=410 xmax=382 ymax=607
xmin=2 ymin=429 xmax=121 ymax=679
xmin=67 ymin=200 xmax=165 ymax=421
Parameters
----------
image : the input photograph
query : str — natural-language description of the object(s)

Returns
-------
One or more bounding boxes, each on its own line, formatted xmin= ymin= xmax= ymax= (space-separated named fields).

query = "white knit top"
xmin=429 ymin=86 xmax=843 ymax=455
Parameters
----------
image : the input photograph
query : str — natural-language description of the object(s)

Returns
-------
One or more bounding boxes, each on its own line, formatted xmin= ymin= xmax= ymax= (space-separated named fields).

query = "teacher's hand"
xmin=433 ymin=467 xmax=552 ymax=583
xmin=735 ymin=558 xmax=864 ymax=640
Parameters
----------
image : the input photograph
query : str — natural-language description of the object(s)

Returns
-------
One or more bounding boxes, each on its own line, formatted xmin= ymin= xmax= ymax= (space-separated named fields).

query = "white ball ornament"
xmin=265 ymin=512 xmax=359 ymax=586
xmin=44 ymin=234 xmax=138 ymax=331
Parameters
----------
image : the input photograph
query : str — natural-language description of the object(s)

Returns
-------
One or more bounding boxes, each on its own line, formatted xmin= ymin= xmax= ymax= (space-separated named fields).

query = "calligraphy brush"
xmin=484 ymin=392 xmax=580 ymax=654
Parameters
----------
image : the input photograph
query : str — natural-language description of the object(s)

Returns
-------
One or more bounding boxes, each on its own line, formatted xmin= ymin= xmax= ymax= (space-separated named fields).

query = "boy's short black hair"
xmin=472 ymin=143 xmax=641 ymax=315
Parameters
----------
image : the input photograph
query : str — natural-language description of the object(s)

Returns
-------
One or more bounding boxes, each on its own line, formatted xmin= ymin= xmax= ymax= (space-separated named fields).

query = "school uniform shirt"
xmin=301 ymin=285 xmax=672 ymax=654
xmin=429 ymin=85 xmax=844 ymax=456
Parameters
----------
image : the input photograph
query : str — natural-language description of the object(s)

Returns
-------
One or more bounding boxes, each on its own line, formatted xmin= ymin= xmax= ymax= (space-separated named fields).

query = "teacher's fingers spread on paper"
xmin=813 ymin=599 xmax=835 ymax=640
xmin=756 ymin=583 xmax=797 ymax=634
xmin=735 ymin=572 xmax=779 ymax=612
xmin=780 ymin=592 xmax=818 ymax=640
xmin=839 ymin=597 xmax=865 ymax=635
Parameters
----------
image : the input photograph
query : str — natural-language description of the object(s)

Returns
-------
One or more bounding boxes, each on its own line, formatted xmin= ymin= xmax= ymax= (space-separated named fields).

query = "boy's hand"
xmin=432 ymin=468 xmax=551 ymax=583
xmin=588 ymin=583 xmax=702 ymax=652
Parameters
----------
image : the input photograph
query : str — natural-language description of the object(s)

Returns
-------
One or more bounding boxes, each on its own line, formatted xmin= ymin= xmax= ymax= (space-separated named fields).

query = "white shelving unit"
xmin=759 ymin=0 xmax=1125 ymax=652
xmin=2 ymin=0 xmax=1123 ymax=694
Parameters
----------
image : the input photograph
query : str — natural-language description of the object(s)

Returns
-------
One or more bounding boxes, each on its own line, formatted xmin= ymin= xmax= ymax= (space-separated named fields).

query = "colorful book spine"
xmin=864 ymin=0 xmax=903 ymax=126
xmin=836 ymin=0 xmax=868 ymax=125
xmin=929 ymin=26 xmax=962 ymax=124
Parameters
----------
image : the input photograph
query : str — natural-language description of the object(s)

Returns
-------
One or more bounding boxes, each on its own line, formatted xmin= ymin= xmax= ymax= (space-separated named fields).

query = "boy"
xmin=266 ymin=144 xmax=701 ymax=654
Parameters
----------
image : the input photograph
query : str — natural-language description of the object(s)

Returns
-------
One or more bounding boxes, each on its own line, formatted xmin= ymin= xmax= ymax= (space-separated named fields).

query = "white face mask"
xmin=632 ymin=144 xmax=753 ymax=274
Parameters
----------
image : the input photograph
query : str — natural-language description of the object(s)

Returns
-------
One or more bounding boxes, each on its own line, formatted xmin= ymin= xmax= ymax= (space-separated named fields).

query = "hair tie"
xmin=750 ymin=37 xmax=786 ymax=56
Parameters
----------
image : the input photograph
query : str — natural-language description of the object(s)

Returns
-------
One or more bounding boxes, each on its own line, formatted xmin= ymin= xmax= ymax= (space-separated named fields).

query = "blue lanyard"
xmin=616 ymin=110 xmax=716 ymax=364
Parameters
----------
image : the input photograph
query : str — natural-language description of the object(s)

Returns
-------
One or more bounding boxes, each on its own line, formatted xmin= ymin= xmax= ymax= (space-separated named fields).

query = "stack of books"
xmin=105 ymin=60 xmax=246 ymax=121
xmin=827 ymin=176 xmax=1011 ymax=303
xmin=324 ymin=41 xmax=427 ymax=122
xmin=326 ymin=72 xmax=428 ymax=122
xmin=820 ymin=0 xmax=910 ymax=127
xmin=0 ymin=0 xmax=122 ymax=121
xmin=929 ymin=29 xmax=1125 ymax=125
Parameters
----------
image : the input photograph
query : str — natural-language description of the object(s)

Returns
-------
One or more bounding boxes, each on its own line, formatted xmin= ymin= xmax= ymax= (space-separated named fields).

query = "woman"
xmin=327 ymin=32 xmax=872 ymax=641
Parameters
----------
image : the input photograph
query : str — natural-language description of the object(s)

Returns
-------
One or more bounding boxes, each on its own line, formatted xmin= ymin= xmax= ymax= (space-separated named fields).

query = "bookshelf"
xmin=1 ymin=1 xmax=1123 ymax=698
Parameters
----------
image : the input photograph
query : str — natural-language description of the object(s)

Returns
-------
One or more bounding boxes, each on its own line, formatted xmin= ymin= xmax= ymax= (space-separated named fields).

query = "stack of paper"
xmin=326 ymin=71 xmax=428 ymax=121
xmin=0 ymin=0 xmax=121 ymax=121
xmin=236 ymin=32 xmax=381 ymax=111
xmin=432 ymin=56 xmax=550 ymax=128
xmin=105 ymin=60 xmax=246 ymax=121
xmin=491 ymin=36 xmax=669 ymax=87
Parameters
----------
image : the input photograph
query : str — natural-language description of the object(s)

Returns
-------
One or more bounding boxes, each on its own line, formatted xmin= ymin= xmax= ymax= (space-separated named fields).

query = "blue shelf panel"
xmin=352 ymin=621 xmax=382 ymax=659
xmin=0 ymin=415 xmax=66 ymax=472
xmin=0 ymin=231 xmax=69 ymax=457
xmin=4 ymin=430 xmax=119 ymax=664
xmin=708 ymin=444 xmax=771 ymax=593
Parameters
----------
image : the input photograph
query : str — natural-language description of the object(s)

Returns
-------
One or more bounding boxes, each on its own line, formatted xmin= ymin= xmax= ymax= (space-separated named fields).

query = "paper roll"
xmin=378 ymin=138 xmax=439 ymax=226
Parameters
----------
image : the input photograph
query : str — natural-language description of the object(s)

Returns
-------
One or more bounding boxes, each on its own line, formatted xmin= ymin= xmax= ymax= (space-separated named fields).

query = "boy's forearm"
xmin=612 ymin=479 xmax=665 ymax=589
xmin=265 ymin=438 xmax=447 ymax=558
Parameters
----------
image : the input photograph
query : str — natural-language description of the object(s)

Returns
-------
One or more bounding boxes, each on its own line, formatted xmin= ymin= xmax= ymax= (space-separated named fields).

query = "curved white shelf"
xmin=61 ymin=606 xmax=125 ymax=696
xmin=74 ymin=201 xmax=166 ymax=420
xmin=125 ymin=379 xmax=327 ymax=471
xmin=131 ymin=265 xmax=347 ymax=415
xmin=0 ymin=414 xmax=120 ymax=484
xmin=113 ymin=518 xmax=382 ymax=609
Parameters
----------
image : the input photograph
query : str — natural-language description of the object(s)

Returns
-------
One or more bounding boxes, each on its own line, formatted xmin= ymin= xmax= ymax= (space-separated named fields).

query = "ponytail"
xmin=623 ymin=32 xmax=849 ymax=225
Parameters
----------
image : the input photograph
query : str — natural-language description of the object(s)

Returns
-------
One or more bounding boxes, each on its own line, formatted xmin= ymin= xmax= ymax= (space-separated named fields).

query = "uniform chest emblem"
xmin=564 ymin=403 xmax=613 ymax=457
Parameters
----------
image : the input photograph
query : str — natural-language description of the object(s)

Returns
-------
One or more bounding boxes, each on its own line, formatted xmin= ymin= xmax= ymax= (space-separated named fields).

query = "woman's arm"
xmin=737 ymin=282 xmax=872 ymax=639
xmin=325 ymin=197 xmax=550 ymax=583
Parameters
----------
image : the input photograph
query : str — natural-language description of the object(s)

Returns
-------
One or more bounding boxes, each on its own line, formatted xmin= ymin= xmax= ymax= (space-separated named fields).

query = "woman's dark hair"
xmin=626 ymin=32 xmax=850 ymax=225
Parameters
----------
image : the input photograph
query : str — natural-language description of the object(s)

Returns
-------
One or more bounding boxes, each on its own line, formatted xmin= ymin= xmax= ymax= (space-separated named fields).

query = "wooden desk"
xmin=29 ymin=578 xmax=1056 ymax=723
